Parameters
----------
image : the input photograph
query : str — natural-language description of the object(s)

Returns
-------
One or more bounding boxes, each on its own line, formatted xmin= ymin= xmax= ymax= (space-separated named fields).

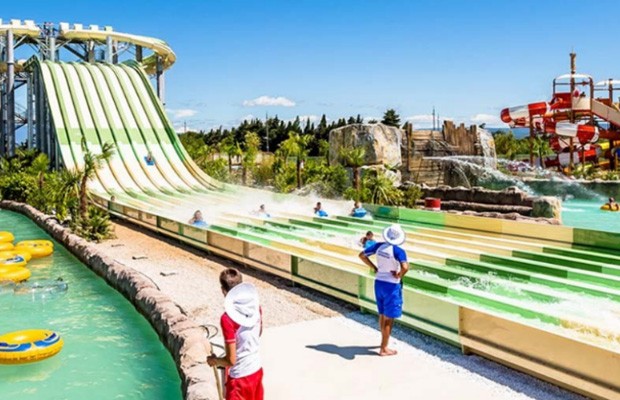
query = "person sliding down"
xmin=144 ymin=152 xmax=155 ymax=166
xmin=314 ymin=202 xmax=328 ymax=217
xmin=359 ymin=231 xmax=376 ymax=249
xmin=350 ymin=201 xmax=367 ymax=218
xmin=188 ymin=210 xmax=208 ymax=228
xmin=208 ymin=269 xmax=263 ymax=400
xmin=314 ymin=202 xmax=327 ymax=217
xmin=256 ymin=204 xmax=271 ymax=218
xmin=359 ymin=224 xmax=409 ymax=356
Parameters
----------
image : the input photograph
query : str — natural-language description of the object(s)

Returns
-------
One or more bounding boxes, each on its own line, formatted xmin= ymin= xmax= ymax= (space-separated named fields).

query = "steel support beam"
xmin=27 ymin=74 xmax=34 ymax=148
xmin=106 ymin=35 xmax=113 ymax=63
xmin=156 ymin=56 xmax=165 ymax=104
xmin=6 ymin=29 xmax=15 ymax=156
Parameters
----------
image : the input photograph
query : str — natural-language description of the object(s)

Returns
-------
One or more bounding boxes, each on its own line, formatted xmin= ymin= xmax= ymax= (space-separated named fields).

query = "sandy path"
xmin=94 ymin=220 xmax=354 ymax=330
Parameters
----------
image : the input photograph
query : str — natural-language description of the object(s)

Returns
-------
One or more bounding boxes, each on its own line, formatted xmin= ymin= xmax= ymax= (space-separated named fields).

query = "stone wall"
xmin=408 ymin=185 xmax=562 ymax=220
xmin=0 ymin=201 xmax=215 ymax=400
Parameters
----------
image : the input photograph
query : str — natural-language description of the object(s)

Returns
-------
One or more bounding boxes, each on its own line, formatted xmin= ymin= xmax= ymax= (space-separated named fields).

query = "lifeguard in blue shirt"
xmin=359 ymin=224 xmax=409 ymax=357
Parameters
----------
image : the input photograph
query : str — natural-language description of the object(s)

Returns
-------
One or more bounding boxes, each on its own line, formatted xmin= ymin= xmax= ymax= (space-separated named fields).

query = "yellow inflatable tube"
xmin=0 ymin=254 xmax=27 ymax=268
xmin=0 ymin=250 xmax=32 ymax=262
xmin=0 ymin=330 xmax=63 ymax=364
xmin=0 ymin=242 xmax=14 ymax=251
xmin=0 ymin=265 xmax=31 ymax=282
xmin=600 ymin=204 xmax=620 ymax=212
xmin=14 ymin=240 xmax=54 ymax=258
xmin=0 ymin=231 xmax=14 ymax=243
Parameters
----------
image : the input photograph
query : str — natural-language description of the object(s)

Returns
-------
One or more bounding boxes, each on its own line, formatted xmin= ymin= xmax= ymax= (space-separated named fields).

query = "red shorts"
xmin=226 ymin=368 xmax=264 ymax=400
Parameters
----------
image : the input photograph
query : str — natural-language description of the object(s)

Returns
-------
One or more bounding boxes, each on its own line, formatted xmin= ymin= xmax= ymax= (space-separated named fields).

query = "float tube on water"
xmin=0 ymin=330 xmax=64 ymax=364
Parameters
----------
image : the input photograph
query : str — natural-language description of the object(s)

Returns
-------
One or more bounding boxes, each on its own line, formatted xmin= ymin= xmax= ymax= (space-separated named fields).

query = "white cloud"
xmin=243 ymin=95 xmax=296 ymax=107
xmin=167 ymin=108 xmax=198 ymax=120
xmin=469 ymin=113 xmax=504 ymax=126
xmin=240 ymin=114 xmax=257 ymax=122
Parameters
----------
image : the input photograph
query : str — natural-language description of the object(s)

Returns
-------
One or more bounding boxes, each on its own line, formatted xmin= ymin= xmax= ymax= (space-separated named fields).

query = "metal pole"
xmin=27 ymin=73 xmax=34 ymax=148
xmin=156 ymin=56 xmax=165 ymax=104
xmin=529 ymin=116 xmax=534 ymax=166
xmin=112 ymin=41 xmax=118 ymax=64
xmin=568 ymin=52 xmax=576 ymax=174
xmin=6 ymin=29 xmax=15 ymax=156
xmin=87 ymin=40 xmax=95 ymax=63
xmin=136 ymin=45 xmax=143 ymax=62
xmin=106 ymin=35 xmax=113 ymax=63
xmin=49 ymin=35 xmax=56 ymax=62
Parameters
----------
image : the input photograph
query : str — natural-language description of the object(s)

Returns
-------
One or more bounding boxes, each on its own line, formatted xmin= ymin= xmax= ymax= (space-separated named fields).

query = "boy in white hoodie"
xmin=207 ymin=269 xmax=263 ymax=400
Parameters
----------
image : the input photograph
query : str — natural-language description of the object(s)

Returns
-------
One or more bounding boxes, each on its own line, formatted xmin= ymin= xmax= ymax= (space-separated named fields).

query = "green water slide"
xmin=34 ymin=60 xmax=620 ymax=399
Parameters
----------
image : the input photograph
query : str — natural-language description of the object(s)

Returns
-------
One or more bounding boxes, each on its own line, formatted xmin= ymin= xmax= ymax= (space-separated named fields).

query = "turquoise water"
xmin=562 ymin=199 xmax=620 ymax=233
xmin=0 ymin=210 xmax=182 ymax=399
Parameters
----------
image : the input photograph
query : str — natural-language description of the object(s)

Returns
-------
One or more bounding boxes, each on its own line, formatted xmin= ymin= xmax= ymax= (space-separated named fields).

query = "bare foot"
xmin=379 ymin=348 xmax=398 ymax=356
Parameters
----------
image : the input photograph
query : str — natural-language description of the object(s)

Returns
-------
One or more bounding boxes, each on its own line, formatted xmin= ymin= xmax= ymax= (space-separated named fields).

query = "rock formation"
xmin=329 ymin=123 xmax=403 ymax=167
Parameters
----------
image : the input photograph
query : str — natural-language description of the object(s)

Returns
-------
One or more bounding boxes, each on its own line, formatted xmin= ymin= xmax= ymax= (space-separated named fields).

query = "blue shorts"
xmin=374 ymin=280 xmax=403 ymax=318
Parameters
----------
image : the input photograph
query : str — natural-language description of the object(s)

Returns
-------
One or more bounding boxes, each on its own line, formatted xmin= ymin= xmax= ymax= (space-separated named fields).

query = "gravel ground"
xmin=94 ymin=219 xmax=587 ymax=400
xmin=94 ymin=220 xmax=354 ymax=331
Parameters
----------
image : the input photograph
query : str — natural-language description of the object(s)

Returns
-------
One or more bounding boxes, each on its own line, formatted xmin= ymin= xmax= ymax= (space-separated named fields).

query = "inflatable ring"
xmin=0 ymin=265 xmax=31 ymax=282
xmin=16 ymin=240 xmax=53 ymax=248
xmin=14 ymin=241 xmax=53 ymax=259
xmin=0 ymin=330 xmax=64 ymax=364
xmin=0 ymin=254 xmax=27 ymax=268
xmin=0 ymin=231 xmax=14 ymax=243
xmin=14 ymin=279 xmax=68 ymax=296
xmin=0 ymin=242 xmax=14 ymax=252
xmin=0 ymin=250 xmax=32 ymax=262
xmin=600 ymin=204 xmax=620 ymax=212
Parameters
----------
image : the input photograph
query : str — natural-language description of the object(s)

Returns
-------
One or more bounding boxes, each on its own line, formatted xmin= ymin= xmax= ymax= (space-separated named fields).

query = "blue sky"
xmin=5 ymin=0 xmax=620 ymax=132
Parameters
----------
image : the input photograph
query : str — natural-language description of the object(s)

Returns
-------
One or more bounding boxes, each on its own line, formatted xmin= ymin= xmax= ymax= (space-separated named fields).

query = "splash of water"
xmin=425 ymin=156 xmax=536 ymax=193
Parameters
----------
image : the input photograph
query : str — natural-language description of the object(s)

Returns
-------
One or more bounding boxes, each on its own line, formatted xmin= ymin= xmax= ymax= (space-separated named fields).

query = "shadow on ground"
xmin=345 ymin=311 xmax=586 ymax=400
xmin=305 ymin=344 xmax=379 ymax=360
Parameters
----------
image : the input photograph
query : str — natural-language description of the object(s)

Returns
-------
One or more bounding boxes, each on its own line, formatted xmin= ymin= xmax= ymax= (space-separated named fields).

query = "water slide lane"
xmin=56 ymin=62 xmax=129 ymax=199
xmin=123 ymin=61 xmax=223 ymax=190
xmin=121 ymin=63 xmax=218 ymax=192
xmin=41 ymin=62 xmax=113 ymax=198
xmin=109 ymin=64 xmax=194 ymax=194
xmin=84 ymin=62 xmax=180 ymax=208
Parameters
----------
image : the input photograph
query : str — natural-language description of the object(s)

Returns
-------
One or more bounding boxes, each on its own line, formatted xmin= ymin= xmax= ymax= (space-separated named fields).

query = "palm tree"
xmin=79 ymin=140 xmax=115 ymax=220
xmin=222 ymin=137 xmax=242 ymax=174
xmin=339 ymin=147 xmax=366 ymax=191
xmin=364 ymin=170 xmax=402 ymax=205
xmin=242 ymin=132 xmax=261 ymax=185
xmin=278 ymin=131 xmax=312 ymax=189
xmin=28 ymin=153 xmax=49 ymax=191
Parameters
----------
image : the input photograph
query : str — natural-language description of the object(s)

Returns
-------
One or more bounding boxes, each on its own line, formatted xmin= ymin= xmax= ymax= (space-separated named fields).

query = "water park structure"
xmin=501 ymin=53 xmax=620 ymax=172
xmin=1 ymin=19 xmax=620 ymax=400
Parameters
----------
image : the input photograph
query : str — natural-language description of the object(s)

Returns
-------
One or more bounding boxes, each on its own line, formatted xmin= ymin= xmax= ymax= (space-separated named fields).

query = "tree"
xmin=364 ymin=169 xmax=403 ymax=205
xmin=241 ymin=132 xmax=261 ymax=185
xmin=222 ymin=136 xmax=242 ymax=174
xmin=278 ymin=131 xmax=312 ymax=189
xmin=79 ymin=140 xmax=115 ymax=220
xmin=339 ymin=147 xmax=366 ymax=191
xmin=382 ymin=109 xmax=401 ymax=127
xmin=493 ymin=131 xmax=520 ymax=160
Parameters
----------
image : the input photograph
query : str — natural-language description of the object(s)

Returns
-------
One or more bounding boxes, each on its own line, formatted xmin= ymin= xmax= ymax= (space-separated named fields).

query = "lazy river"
xmin=0 ymin=210 xmax=181 ymax=399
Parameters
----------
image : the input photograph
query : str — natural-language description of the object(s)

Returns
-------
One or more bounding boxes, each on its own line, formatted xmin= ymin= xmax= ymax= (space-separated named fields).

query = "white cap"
xmin=382 ymin=224 xmax=406 ymax=246
xmin=224 ymin=283 xmax=260 ymax=327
